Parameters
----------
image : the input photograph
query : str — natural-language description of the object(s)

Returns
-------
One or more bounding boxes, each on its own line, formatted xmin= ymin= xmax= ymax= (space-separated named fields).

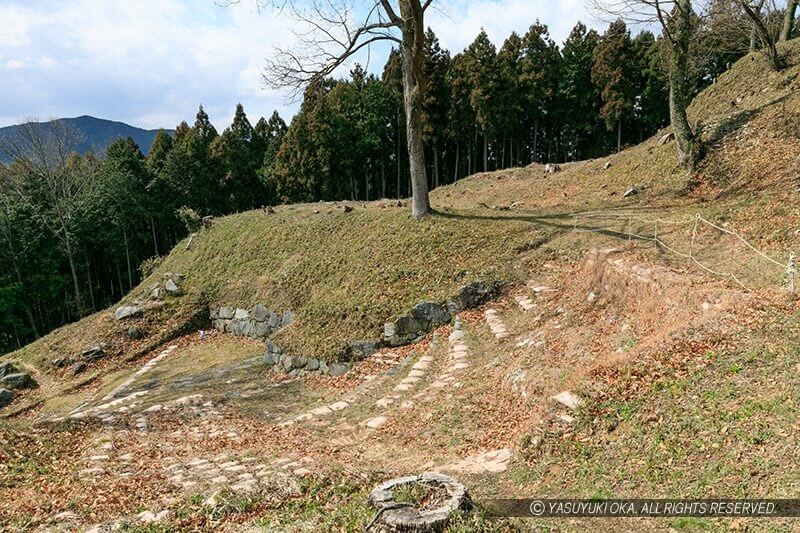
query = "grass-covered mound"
xmin=9 ymin=39 xmax=800 ymax=395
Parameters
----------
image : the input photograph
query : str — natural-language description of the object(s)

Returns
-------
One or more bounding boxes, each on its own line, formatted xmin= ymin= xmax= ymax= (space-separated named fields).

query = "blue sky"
xmin=0 ymin=0 xmax=599 ymax=130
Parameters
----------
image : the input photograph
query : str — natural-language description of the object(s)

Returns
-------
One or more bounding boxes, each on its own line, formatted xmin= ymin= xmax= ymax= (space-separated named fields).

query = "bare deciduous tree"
xmin=594 ymin=0 xmax=701 ymax=168
xmin=781 ymin=0 xmax=798 ymax=40
xmin=740 ymin=0 xmax=782 ymax=69
xmin=0 ymin=119 xmax=96 ymax=315
xmin=230 ymin=0 xmax=433 ymax=219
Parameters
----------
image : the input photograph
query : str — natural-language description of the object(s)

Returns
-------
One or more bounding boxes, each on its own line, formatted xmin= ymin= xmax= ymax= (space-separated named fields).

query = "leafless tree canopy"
xmin=226 ymin=0 xmax=436 ymax=97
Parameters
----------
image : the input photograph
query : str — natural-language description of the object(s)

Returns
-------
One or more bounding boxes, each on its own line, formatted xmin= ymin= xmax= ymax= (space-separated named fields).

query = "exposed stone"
xmin=348 ymin=340 xmax=378 ymax=361
xmin=81 ymin=344 xmax=106 ymax=361
xmin=219 ymin=307 xmax=234 ymax=320
xmin=115 ymin=306 xmax=142 ymax=321
xmin=290 ymin=355 xmax=307 ymax=369
xmin=364 ymin=416 xmax=387 ymax=429
xmin=150 ymin=285 xmax=161 ymax=299
xmin=238 ymin=320 xmax=256 ymax=338
xmin=281 ymin=354 xmax=294 ymax=372
xmin=410 ymin=301 xmax=450 ymax=328
xmin=72 ymin=362 xmax=87 ymax=375
xmin=164 ymin=279 xmax=181 ymax=295
xmin=250 ymin=304 xmax=268 ymax=321
xmin=0 ymin=361 xmax=17 ymax=378
xmin=263 ymin=339 xmax=282 ymax=367
xmin=51 ymin=358 xmax=68 ymax=368
xmin=0 ymin=388 xmax=14 ymax=408
xmin=544 ymin=163 xmax=561 ymax=174
xmin=126 ymin=326 xmax=145 ymax=340
xmin=234 ymin=308 xmax=249 ymax=320
xmin=603 ymin=161 xmax=612 ymax=170
xmin=624 ymin=186 xmax=640 ymax=198
xmin=553 ymin=390 xmax=582 ymax=411
xmin=1 ymin=372 xmax=35 ymax=389
xmin=282 ymin=310 xmax=295 ymax=326
xmin=458 ymin=281 xmax=496 ymax=309
xmin=328 ymin=362 xmax=351 ymax=377
xmin=267 ymin=311 xmax=281 ymax=328
xmin=384 ymin=315 xmax=427 ymax=346
xmin=305 ymin=358 xmax=320 ymax=371
xmin=254 ymin=321 xmax=272 ymax=338
xmin=659 ymin=132 xmax=675 ymax=145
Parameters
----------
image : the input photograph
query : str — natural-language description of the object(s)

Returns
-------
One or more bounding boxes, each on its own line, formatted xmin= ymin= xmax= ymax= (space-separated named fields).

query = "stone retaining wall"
xmin=210 ymin=304 xmax=295 ymax=339
xmin=260 ymin=280 xmax=499 ymax=378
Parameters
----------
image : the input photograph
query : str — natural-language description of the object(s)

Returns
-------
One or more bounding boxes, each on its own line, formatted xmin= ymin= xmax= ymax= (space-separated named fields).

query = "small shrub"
xmin=176 ymin=206 xmax=202 ymax=234
xmin=139 ymin=255 xmax=164 ymax=278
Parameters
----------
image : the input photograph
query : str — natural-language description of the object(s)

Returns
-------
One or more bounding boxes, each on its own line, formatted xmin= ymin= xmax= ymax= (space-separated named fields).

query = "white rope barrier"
xmin=570 ymin=210 xmax=794 ymax=291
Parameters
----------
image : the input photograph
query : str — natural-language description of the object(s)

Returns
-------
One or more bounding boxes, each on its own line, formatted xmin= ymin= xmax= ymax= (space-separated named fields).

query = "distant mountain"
xmin=0 ymin=115 xmax=171 ymax=161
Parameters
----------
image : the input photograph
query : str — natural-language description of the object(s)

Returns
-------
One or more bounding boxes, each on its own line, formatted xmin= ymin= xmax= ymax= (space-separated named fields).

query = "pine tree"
xmin=463 ymin=30 xmax=500 ymax=171
xmin=213 ymin=103 xmax=263 ymax=211
xmin=592 ymin=19 xmax=637 ymax=153
xmin=519 ymin=22 xmax=560 ymax=162
xmin=559 ymin=22 xmax=605 ymax=159
xmin=422 ymin=29 xmax=451 ymax=187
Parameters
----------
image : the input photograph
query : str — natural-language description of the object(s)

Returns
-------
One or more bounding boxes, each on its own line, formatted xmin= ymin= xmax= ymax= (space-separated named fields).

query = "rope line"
xmin=570 ymin=210 xmax=793 ymax=291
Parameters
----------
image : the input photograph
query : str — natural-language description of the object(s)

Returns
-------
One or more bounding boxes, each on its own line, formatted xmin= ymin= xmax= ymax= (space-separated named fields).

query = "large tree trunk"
xmin=399 ymin=2 xmax=430 ymax=220
xmin=453 ymin=143 xmax=460 ymax=182
xmin=63 ymin=236 xmax=84 ymax=315
xmin=670 ymin=0 xmax=699 ymax=169
xmin=782 ymin=0 xmax=798 ymax=41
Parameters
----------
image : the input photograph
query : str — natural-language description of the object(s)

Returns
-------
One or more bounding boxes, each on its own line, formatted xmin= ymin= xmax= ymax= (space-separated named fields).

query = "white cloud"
xmin=5 ymin=59 xmax=25 ymax=71
xmin=0 ymin=0 xmax=596 ymax=132
xmin=429 ymin=0 xmax=601 ymax=52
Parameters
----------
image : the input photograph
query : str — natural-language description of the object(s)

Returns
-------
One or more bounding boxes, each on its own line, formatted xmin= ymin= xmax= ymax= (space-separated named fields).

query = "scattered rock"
xmin=51 ymin=358 xmax=68 ymax=368
xmin=410 ymin=301 xmax=451 ymax=328
xmin=458 ymin=281 xmax=496 ymax=309
xmin=81 ymin=344 xmax=106 ymax=361
xmin=328 ymin=362 xmax=351 ymax=377
xmin=234 ymin=308 xmax=249 ymax=320
xmin=348 ymin=340 xmax=379 ymax=361
xmin=1 ymin=372 xmax=35 ymax=389
xmin=0 ymin=361 xmax=17 ymax=378
xmin=115 ymin=306 xmax=142 ymax=321
xmin=544 ymin=163 xmax=561 ymax=174
xmin=603 ymin=161 xmax=612 ymax=170
xmin=72 ymin=362 xmax=87 ymax=375
xmin=384 ymin=315 xmax=428 ymax=346
xmin=343 ymin=205 xmax=353 ymax=213
xmin=219 ymin=307 xmax=234 ymax=320
xmin=552 ymin=390 xmax=582 ymax=411
xmin=126 ymin=326 xmax=145 ymax=340
xmin=0 ymin=388 xmax=14 ymax=408
xmin=264 ymin=206 xmax=276 ymax=214
xmin=659 ymin=132 xmax=675 ymax=145
xmin=150 ymin=284 xmax=161 ymax=299
xmin=202 ymin=215 xmax=215 ymax=229
xmin=623 ymin=186 xmax=639 ymax=198
xmin=164 ymin=279 xmax=181 ymax=295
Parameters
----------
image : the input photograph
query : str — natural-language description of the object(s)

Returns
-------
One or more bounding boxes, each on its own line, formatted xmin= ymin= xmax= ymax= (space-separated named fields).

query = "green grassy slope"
xmin=9 ymin=39 xmax=800 ymax=396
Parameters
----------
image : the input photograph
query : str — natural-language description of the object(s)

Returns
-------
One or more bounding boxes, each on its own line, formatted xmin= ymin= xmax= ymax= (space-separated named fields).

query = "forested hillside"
xmin=0 ymin=116 xmax=166 ymax=161
xmin=0 ymin=17 xmax=748 ymax=354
